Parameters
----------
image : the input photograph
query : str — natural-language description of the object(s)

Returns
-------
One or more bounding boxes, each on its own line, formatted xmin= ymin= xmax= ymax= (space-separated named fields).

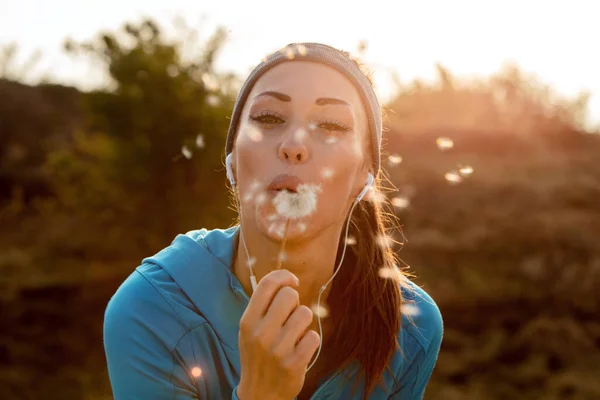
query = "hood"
xmin=141 ymin=225 xmax=247 ymax=353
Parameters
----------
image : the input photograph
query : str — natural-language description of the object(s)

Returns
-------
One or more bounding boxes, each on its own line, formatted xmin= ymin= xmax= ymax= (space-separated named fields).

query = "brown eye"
xmin=250 ymin=111 xmax=285 ymax=125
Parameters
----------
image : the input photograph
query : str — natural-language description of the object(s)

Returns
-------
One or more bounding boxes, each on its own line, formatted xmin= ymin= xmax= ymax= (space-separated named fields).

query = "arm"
xmin=103 ymin=271 xmax=200 ymax=399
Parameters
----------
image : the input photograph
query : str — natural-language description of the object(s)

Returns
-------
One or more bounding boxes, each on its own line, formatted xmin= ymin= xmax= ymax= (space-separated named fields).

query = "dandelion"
xmin=321 ymin=167 xmax=335 ymax=180
xmin=245 ymin=126 xmax=264 ymax=142
xmin=445 ymin=171 xmax=463 ymax=184
xmin=191 ymin=367 xmax=202 ymax=378
xmin=459 ymin=165 xmax=474 ymax=176
xmin=388 ymin=154 xmax=403 ymax=166
xmin=273 ymin=183 xmax=322 ymax=269
xmin=311 ymin=304 xmax=329 ymax=318
xmin=273 ymin=183 xmax=322 ymax=220
xmin=436 ymin=137 xmax=454 ymax=151
xmin=401 ymin=303 xmax=420 ymax=317
xmin=181 ymin=145 xmax=192 ymax=159
xmin=391 ymin=196 xmax=410 ymax=209
xmin=195 ymin=134 xmax=205 ymax=149
xmin=345 ymin=235 xmax=357 ymax=246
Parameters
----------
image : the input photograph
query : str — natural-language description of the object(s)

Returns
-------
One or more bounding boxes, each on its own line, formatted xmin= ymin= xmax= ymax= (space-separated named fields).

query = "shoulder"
xmin=104 ymin=262 xmax=206 ymax=351
xmin=399 ymin=281 xmax=444 ymax=354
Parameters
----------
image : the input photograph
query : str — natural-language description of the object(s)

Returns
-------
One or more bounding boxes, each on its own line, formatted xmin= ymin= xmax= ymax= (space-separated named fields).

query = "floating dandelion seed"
xmin=268 ymin=222 xmax=286 ymax=239
xmin=345 ymin=235 xmax=357 ymax=245
xmin=325 ymin=136 xmax=338 ymax=145
xmin=308 ymin=122 xmax=317 ymax=131
xmin=401 ymin=303 xmax=421 ymax=317
xmin=295 ymin=128 xmax=307 ymax=141
xmin=391 ymin=196 xmax=410 ymax=209
xmin=255 ymin=192 xmax=267 ymax=206
xmin=246 ymin=126 xmax=264 ymax=142
xmin=311 ymin=304 xmax=329 ymax=318
xmin=378 ymin=266 xmax=403 ymax=281
xmin=459 ymin=165 xmax=474 ymax=176
xmin=201 ymin=73 xmax=219 ymax=91
xmin=297 ymin=222 xmax=307 ymax=233
xmin=191 ymin=367 xmax=202 ymax=378
xmin=267 ymin=213 xmax=278 ymax=222
xmin=321 ymin=167 xmax=335 ymax=180
xmin=285 ymin=47 xmax=295 ymax=59
xmin=206 ymin=94 xmax=220 ymax=107
xmin=436 ymin=137 xmax=454 ymax=151
xmin=278 ymin=252 xmax=287 ymax=263
xmin=249 ymin=180 xmax=262 ymax=192
xmin=247 ymin=256 xmax=257 ymax=269
xmin=297 ymin=44 xmax=308 ymax=56
xmin=196 ymin=134 xmax=205 ymax=148
xmin=181 ymin=145 xmax=192 ymax=159
xmin=376 ymin=234 xmax=393 ymax=248
xmin=273 ymin=183 xmax=322 ymax=219
xmin=367 ymin=190 xmax=386 ymax=205
xmin=388 ymin=154 xmax=403 ymax=166
xmin=445 ymin=171 xmax=463 ymax=184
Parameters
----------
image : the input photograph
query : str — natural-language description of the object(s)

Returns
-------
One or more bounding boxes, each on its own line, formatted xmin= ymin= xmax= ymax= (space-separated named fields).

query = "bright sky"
xmin=2 ymin=0 xmax=599 ymax=126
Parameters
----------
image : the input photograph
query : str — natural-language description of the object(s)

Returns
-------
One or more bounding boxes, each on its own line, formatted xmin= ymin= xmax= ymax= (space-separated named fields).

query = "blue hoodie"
xmin=104 ymin=226 xmax=443 ymax=399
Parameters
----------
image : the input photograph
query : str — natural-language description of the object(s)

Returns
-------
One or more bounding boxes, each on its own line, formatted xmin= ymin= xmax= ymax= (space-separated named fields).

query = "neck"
xmin=232 ymin=220 xmax=343 ymax=310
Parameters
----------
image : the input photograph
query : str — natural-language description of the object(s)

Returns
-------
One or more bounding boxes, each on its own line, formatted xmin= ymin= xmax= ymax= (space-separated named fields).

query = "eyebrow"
xmin=253 ymin=91 xmax=349 ymax=106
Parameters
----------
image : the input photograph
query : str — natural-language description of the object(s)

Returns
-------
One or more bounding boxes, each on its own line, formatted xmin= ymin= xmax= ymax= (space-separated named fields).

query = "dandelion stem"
xmin=276 ymin=218 xmax=291 ymax=270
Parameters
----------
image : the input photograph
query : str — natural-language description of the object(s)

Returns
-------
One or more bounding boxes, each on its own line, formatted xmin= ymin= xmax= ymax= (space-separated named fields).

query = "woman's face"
xmin=232 ymin=61 xmax=371 ymax=242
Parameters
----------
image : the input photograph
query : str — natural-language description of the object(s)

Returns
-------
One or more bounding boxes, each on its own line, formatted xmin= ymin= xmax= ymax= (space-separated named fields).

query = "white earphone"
xmin=226 ymin=154 xmax=236 ymax=186
xmin=226 ymin=153 xmax=374 ymax=202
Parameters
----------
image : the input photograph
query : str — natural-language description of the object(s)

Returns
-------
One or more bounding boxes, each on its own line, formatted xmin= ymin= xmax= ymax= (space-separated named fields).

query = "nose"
xmin=278 ymin=131 xmax=308 ymax=164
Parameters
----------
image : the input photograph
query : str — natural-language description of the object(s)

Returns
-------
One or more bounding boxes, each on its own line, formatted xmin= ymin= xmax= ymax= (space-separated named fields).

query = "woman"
xmin=104 ymin=42 xmax=443 ymax=400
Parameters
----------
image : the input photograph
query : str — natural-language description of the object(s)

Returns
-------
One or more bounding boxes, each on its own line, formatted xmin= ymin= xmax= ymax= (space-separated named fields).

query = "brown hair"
xmin=228 ymin=51 xmax=411 ymax=398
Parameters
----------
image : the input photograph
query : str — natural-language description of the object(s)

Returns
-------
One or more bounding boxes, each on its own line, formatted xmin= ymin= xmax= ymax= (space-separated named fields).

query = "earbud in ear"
xmin=356 ymin=173 xmax=374 ymax=202
xmin=225 ymin=153 xmax=235 ymax=186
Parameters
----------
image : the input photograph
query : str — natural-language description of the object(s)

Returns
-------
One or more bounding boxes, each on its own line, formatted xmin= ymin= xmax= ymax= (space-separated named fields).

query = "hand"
xmin=237 ymin=270 xmax=321 ymax=400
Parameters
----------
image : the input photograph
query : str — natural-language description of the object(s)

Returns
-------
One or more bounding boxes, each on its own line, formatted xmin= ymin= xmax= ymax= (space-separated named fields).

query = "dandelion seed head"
xmin=273 ymin=183 xmax=322 ymax=219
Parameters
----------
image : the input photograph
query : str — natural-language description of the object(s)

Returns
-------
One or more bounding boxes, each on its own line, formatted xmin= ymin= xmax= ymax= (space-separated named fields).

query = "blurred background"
xmin=1 ymin=1 xmax=599 ymax=399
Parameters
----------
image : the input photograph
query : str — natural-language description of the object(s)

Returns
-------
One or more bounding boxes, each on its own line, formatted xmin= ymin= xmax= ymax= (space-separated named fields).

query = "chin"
xmin=256 ymin=210 xmax=312 ymax=243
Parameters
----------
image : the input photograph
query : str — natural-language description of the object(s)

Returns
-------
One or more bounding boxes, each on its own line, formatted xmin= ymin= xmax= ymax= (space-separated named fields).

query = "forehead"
xmin=248 ymin=61 xmax=364 ymax=110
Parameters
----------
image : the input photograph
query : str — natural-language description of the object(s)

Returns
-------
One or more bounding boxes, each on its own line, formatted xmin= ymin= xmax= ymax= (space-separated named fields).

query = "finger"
xmin=240 ymin=269 xmax=300 ymax=328
xmin=292 ymin=330 xmax=321 ymax=369
xmin=261 ymin=286 xmax=300 ymax=333
xmin=273 ymin=305 xmax=313 ymax=353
